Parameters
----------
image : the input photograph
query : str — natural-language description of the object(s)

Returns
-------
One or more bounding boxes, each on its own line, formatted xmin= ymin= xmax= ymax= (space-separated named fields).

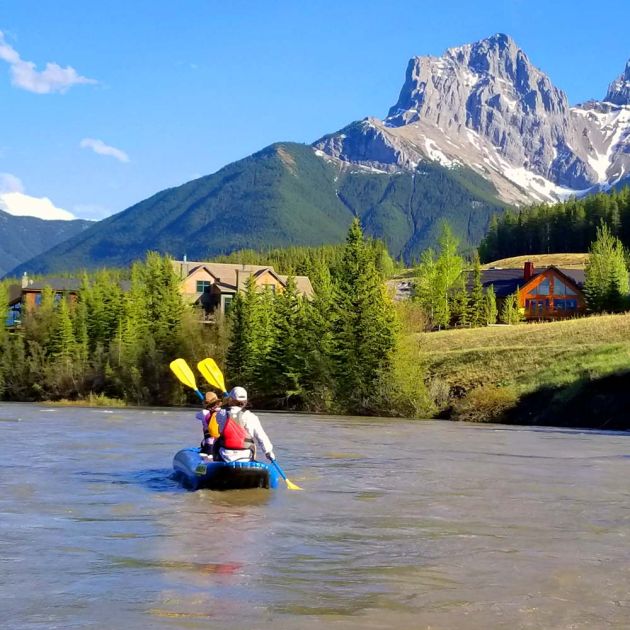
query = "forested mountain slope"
xmin=9 ymin=143 xmax=505 ymax=274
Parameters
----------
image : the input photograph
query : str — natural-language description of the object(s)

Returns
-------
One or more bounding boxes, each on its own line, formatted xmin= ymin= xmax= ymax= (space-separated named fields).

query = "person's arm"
xmin=246 ymin=412 xmax=274 ymax=458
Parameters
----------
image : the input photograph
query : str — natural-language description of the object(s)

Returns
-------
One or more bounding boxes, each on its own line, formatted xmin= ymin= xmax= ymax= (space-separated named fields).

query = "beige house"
xmin=172 ymin=260 xmax=314 ymax=316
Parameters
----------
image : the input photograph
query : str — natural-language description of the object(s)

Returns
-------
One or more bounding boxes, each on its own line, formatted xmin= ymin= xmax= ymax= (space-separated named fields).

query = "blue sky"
xmin=1 ymin=0 xmax=629 ymax=220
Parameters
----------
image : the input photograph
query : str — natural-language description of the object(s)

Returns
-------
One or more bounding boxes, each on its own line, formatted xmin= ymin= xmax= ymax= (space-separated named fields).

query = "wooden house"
xmin=478 ymin=261 xmax=586 ymax=321
xmin=5 ymin=274 xmax=81 ymax=327
xmin=172 ymin=260 xmax=314 ymax=317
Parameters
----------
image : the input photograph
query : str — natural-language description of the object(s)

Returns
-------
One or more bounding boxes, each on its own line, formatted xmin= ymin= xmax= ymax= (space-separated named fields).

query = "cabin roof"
xmin=472 ymin=266 xmax=585 ymax=297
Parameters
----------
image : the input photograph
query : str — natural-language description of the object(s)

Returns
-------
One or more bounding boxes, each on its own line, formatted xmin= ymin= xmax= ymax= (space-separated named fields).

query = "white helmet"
xmin=230 ymin=386 xmax=248 ymax=402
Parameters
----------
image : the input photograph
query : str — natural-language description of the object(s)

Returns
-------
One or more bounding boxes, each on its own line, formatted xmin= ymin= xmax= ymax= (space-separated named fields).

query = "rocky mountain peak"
xmin=605 ymin=59 xmax=630 ymax=105
xmin=314 ymin=34 xmax=630 ymax=205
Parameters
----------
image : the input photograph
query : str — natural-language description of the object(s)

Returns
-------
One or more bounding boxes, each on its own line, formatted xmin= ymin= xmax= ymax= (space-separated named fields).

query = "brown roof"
xmin=468 ymin=266 xmax=585 ymax=298
xmin=172 ymin=260 xmax=313 ymax=297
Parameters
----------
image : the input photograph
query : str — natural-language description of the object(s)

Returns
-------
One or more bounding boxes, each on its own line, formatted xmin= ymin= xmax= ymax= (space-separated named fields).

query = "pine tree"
xmin=0 ymin=281 xmax=7 ymax=349
xmin=484 ymin=285 xmax=498 ymax=325
xmin=450 ymin=279 xmax=470 ymax=327
xmin=49 ymin=296 xmax=76 ymax=360
xmin=302 ymin=258 xmax=335 ymax=408
xmin=332 ymin=219 xmax=398 ymax=411
xmin=500 ymin=292 xmax=521 ymax=325
xmin=226 ymin=276 xmax=266 ymax=392
xmin=265 ymin=277 xmax=308 ymax=405
xmin=469 ymin=251 xmax=485 ymax=327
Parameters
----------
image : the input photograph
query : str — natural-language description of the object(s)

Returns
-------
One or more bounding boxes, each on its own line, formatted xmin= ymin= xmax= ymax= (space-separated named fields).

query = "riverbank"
xmin=420 ymin=313 xmax=630 ymax=429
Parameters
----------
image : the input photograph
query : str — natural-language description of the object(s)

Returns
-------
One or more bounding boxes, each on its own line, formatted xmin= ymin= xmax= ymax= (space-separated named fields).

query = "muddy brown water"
xmin=0 ymin=403 xmax=628 ymax=629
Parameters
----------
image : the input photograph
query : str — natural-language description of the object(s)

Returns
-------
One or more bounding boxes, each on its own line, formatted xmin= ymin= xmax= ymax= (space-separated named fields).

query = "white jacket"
xmin=215 ymin=407 xmax=273 ymax=462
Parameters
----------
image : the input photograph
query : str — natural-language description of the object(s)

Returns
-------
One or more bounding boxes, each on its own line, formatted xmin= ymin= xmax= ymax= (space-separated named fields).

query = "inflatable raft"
xmin=173 ymin=447 xmax=279 ymax=491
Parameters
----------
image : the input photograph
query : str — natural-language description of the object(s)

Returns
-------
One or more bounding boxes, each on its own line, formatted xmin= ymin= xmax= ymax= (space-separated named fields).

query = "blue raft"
xmin=173 ymin=447 xmax=279 ymax=491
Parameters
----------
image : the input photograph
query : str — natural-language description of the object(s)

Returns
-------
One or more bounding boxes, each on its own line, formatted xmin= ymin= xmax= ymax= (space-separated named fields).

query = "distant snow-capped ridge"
xmin=313 ymin=33 xmax=630 ymax=205
xmin=0 ymin=191 xmax=76 ymax=221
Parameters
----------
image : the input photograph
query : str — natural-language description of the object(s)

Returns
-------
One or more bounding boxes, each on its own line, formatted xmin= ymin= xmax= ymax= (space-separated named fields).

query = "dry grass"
xmin=482 ymin=253 xmax=589 ymax=269
xmin=418 ymin=313 xmax=630 ymax=396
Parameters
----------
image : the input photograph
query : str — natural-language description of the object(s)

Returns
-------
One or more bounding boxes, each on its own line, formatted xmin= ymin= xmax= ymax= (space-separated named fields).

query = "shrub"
xmin=451 ymin=385 xmax=518 ymax=422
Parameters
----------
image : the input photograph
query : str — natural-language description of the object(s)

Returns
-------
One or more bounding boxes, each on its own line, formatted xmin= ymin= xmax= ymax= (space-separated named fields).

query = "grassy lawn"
xmin=418 ymin=313 xmax=630 ymax=396
xmin=481 ymin=253 xmax=589 ymax=269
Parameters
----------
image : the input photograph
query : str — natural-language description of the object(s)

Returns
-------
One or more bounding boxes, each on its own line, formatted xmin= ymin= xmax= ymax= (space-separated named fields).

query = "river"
xmin=0 ymin=403 xmax=628 ymax=629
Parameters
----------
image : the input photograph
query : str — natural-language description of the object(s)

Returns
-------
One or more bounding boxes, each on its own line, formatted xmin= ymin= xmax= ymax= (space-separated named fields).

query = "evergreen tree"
xmin=332 ymin=219 xmax=397 ymax=411
xmin=301 ymin=258 xmax=335 ymax=409
xmin=450 ymin=279 xmax=470 ymax=327
xmin=469 ymin=251 xmax=485 ymax=327
xmin=226 ymin=276 xmax=266 ymax=392
xmin=500 ymin=292 xmax=521 ymax=325
xmin=484 ymin=285 xmax=498 ymax=325
xmin=266 ymin=277 xmax=308 ymax=405
xmin=49 ymin=296 xmax=76 ymax=360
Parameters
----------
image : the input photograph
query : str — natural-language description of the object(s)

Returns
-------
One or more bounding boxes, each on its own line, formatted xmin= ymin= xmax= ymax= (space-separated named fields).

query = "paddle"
xmin=269 ymin=460 xmax=302 ymax=491
xmin=169 ymin=358 xmax=204 ymax=401
xmin=199 ymin=357 xmax=303 ymax=490
xmin=197 ymin=358 xmax=228 ymax=396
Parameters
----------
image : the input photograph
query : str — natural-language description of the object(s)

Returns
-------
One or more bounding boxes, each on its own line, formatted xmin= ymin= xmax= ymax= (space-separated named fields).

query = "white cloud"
xmin=0 ymin=191 xmax=76 ymax=221
xmin=0 ymin=171 xmax=76 ymax=220
xmin=80 ymin=138 xmax=130 ymax=163
xmin=0 ymin=30 xmax=96 ymax=94
xmin=0 ymin=172 xmax=25 ymax=193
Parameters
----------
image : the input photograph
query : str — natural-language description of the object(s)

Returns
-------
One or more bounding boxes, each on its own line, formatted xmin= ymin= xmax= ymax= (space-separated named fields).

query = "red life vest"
xmin=220 ymin=414 xmax=255 ymax=451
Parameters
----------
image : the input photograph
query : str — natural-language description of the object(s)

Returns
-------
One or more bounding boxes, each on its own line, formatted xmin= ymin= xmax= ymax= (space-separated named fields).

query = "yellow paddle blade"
xmin=197 ymin=358 xmax=227 ymax=393
xmin=284 ymin=477 xmax=303 ymax=491
xmin=169 ymin=358 xmax=198 ymax=391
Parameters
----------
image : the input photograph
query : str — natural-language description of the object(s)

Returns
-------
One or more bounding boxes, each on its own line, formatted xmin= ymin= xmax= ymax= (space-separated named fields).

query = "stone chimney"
xmin=523 ymin=261 xmax=535 ymax=281
xmin=21 ymin=272 xmax=28 ymax=288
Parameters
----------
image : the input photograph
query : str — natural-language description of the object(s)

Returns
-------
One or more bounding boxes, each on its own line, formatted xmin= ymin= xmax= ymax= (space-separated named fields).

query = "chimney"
xmin=21 ymin=272 xmax=28 ymax=289
xmin=523 ymin=261 xmax=535 ymax=281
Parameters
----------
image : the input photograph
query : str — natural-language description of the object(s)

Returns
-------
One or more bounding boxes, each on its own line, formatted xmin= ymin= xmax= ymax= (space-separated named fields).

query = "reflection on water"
xmin=0 ymin=402 xmax=629 ymax=629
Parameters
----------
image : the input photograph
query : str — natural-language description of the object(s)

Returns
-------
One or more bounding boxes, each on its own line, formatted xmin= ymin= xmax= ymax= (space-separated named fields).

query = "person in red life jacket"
xmin=195 ymin=391 xmax=222 ymax=457
xmin=213 ymin=386 xmax=275 ymax=463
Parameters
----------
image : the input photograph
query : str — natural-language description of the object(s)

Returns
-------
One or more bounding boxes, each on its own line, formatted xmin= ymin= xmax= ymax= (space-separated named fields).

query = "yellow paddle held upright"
xmin=197 ymin=358 xmax=228 ymax=395
xmin=169 ymin=358 xmax=204 ymax=401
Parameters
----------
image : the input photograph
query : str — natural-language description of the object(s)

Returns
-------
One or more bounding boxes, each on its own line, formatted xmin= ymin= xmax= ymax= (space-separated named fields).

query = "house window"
xmin=533 ymin=279 xmax=549 ymax=295
xmin=54 ymin=292 xmax=63 ymax=303
xmin=223 ymin=297 xmax=234 ymax=313
xmin=6 ymin=303 xmax=21 ymax=326
xmin=35 ymin=293 xmax=42 ymax=306
xmin=527 ymin=299 xmax=548 ymax=314
xmin=554 ymin=279 xmax=576 ymax=296
xmin=262 ymin=283 xmax=276 ymax=293
xmin=196 ymin=280 xmax=212 ymax=292
xmin=554 ymin=299 xmax=577 ymax=311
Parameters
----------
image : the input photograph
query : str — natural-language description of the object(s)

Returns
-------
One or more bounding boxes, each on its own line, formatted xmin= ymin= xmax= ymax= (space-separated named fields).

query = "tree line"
xmin=212 ymin=240 xmax=398 ymax=278
xmin=0 ymin=222 xmax=428 ymax=416
xmin=479 ymin=187 xmax=630 ymax=262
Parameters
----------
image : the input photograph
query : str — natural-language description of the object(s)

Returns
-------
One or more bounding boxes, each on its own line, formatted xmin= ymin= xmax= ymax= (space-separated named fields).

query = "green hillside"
xmin=0 ymin=211 xmax=92 ymax=277
xmin=8 ymin=142 xmax=507 ymax=275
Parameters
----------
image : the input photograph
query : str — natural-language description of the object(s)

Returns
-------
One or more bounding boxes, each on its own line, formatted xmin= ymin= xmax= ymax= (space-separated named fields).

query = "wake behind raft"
xmin=173 ymin=447 xmax=279 ymax=491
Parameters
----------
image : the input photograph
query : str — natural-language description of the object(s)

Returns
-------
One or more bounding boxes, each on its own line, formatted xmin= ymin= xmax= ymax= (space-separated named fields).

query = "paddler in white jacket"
xmin=213 ymin=386 xmax=276 ymax=464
